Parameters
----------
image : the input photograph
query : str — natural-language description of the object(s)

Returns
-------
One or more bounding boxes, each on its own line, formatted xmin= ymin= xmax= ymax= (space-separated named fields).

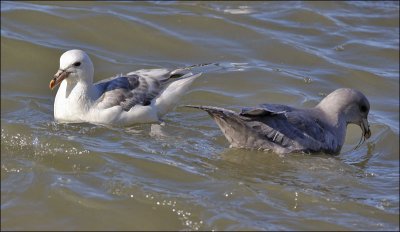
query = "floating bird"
xmin=186 ymin=88 xmax=371 ymax=154
xmin=50 ymin=49 xmax=202 ymax=126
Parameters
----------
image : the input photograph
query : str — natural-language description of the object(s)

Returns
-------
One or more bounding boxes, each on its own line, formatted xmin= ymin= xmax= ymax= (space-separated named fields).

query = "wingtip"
xmin=185 ymin=72 xmax=202 ymax=79
xmin=183 ymin=104 xmax=203 ymax=109
xmin=183 ymin=105 xmax=215 ymax=111
xmin=183 ymin=105 xmax=236 ymax=115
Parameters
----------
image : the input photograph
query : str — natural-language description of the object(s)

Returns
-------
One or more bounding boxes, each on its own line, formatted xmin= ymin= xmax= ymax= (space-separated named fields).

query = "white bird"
xmin=186 ymin=88 xmax=371 ymax=155
xmin=50 ymin=49 xmax=202 ymax=126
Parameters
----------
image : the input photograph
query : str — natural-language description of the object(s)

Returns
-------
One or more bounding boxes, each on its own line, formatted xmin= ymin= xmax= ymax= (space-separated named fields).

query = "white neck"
xmin=54 ymin=79 xmax=98 ymax=122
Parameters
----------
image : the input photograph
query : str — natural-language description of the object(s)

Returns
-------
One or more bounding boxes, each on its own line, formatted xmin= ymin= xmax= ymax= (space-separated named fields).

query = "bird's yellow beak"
xmin=361 ymin=118 xmax=371 ymax=139
xmin=50 ymin=69 xmax=70 ymax=90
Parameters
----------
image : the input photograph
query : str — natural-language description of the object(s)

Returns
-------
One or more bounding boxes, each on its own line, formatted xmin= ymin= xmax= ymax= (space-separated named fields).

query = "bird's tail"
xmin=154 ymin=63 xmax=219 ymax=118
xmin=155 ymin=73 xmax=202 ymax=118
xmin=184 ymin=105 xmax=237 ymax=117
xmin=169 ymin=63 xmax=220 ymax=79
xmin=184 ymin=105 xmax=251 ymax=148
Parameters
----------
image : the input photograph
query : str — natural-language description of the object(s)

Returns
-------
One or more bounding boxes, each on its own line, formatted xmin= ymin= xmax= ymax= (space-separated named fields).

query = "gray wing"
xmin=240 ymin=103 xmax=293 ymax=116
xmin=240 ymin=104 xmax=330 ymax=152
xmin=188 ymin=104 xmax=337 ymax=153
xmin=93 ymin=69 xmax=186 ymax=111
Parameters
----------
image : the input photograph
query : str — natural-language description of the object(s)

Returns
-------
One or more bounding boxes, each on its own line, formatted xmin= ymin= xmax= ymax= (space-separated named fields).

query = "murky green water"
xmin=1 ymin=1 xmax=399 ymax=230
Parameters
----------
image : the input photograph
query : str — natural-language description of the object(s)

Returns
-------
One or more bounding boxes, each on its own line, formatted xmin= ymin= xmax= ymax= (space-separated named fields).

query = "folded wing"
xmin=240 ymin=103 xmax=331 ymax=152
xmin=93 ymin=68 xmax=188 ymax=111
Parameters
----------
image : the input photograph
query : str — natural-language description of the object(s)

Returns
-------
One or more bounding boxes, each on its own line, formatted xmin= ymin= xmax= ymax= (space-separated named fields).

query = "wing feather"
xmin=240 ymin=105 xmax=329 ymax=152
xmin=93 ymin=73 xmax=166 ymax=111
xmin=93 ymin=67 xmax=194 ymax=111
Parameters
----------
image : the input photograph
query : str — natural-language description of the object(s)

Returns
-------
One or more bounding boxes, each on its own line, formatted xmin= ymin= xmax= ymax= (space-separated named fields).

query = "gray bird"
xmin=186 ymin=88 xmax=371 ymax=155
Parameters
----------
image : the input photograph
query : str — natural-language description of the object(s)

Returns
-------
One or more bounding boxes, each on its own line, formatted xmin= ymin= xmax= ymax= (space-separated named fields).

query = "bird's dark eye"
xmin=360 ymin=105 xmax=368 ymax=113
xmin=73 ymin=62 xmax=81 ymax=67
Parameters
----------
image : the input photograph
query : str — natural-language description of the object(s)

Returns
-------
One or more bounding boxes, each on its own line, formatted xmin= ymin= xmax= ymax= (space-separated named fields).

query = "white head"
xmin=317 ymin=88 xmax=371 ymax=140
xmin=50 ymin=49 xmax=94 ymax=89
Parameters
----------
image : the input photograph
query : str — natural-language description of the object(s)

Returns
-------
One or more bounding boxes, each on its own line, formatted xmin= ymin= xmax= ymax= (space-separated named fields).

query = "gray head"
xmin=50 ymin=49 xmax=94 ymax=89
xmin=317 ymin=88 xmax=371 ymax=140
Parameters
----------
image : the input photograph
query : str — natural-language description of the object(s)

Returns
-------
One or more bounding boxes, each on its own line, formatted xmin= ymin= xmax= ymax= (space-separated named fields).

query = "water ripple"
xmin=1 ymin=1 xmax=399 ymax=231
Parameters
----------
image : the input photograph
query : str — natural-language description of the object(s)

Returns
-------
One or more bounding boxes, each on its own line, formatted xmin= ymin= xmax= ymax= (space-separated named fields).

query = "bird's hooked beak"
xmin=49 ymin=69 xmax=71 ymax=90
xmin=361 ymin=117 xmax=371 ymax=139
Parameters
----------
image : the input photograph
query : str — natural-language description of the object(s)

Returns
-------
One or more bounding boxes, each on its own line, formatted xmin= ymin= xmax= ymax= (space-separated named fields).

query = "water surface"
xmin=1 ymin=1 xmax=399 ymax=230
